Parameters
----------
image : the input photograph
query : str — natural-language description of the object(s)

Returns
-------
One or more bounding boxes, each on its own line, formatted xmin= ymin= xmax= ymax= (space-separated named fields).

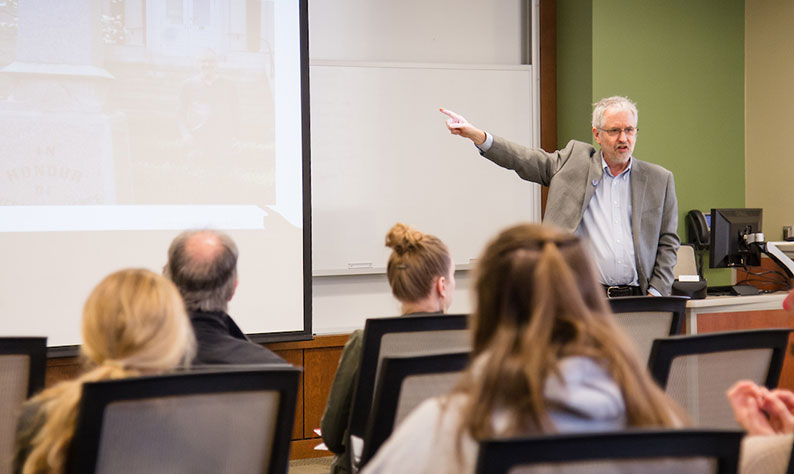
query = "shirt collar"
xmin=600 ymin=151 xmax=632 ymax=178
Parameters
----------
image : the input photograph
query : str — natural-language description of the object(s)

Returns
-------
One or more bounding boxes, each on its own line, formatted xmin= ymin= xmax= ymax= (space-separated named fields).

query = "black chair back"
xmin=67 ymin=365 xmax=300 ymax=474
xmin=0 ymin=337 xmax=46 ymax=474
xmin=476 ymin=429 xmax=744 ymax=474
xmin=0 ymin=337 xmax=47 ymax=397
xmin=346 ymin=313 xmax=469 ymax=472
xmin=609 ymin=296 xmax=688 ymax=364
xmin=359 ymin=351 xmax=470 ymax=468
xmin=649 ymin=329 xmax=791 ymax=428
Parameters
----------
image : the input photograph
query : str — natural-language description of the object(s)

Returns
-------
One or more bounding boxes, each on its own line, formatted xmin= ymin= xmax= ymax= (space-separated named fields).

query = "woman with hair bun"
xmin=321 ymin=223 xmax=455 ymax=474
xmin=13 ymin=269 xmax=196 ymax=474
xmin=362 ymin=223 xmax=685 ymax=474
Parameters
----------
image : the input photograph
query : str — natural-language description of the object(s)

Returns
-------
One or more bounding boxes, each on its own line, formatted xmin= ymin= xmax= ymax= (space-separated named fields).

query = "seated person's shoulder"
xmin=194 ymin=337 xmax=286 ymax=365
xmin=190 ymin=312 xmax=286 ymax=365
xmin=740 ymin=433 xmax=794 ymax=474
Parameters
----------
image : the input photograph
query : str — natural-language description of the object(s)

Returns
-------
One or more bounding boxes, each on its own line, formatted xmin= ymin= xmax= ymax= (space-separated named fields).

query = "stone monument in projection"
xmin=0 ymin=0 xmax=130 ymax=206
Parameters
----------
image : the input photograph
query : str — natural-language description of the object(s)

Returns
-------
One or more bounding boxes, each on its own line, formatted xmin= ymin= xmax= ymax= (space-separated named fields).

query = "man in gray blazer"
xmin=441 ymin=96 xmax=679 ymax=296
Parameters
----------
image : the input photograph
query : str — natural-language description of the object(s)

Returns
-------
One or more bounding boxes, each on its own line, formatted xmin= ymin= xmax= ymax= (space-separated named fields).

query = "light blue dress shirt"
xmin=576 ymin=155 xmax=638 ymax=288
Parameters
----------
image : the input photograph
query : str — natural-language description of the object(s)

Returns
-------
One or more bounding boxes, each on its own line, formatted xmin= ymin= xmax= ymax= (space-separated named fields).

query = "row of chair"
xmin=344 ymin=299 xmax=792 ymax=472
xmin=2 ymin=294 xmax=790 ymax=473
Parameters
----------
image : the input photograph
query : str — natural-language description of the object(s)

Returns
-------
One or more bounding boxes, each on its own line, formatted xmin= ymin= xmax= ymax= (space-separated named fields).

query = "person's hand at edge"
xmin=770 ymin=388 xmax=794 ymax=413
xmin=726 ymin=380 xmax=776 ymax=435
xmin=783 ymin=288 xmax=794 ymax=312
xmin=440 ymin=108 xmax=487 ymax=146
xmin=761 ymin=389 xmax=794 ymax=434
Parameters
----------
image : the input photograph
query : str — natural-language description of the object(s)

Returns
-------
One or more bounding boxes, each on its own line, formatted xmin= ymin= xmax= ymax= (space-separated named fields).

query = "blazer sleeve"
xmin=648 ymin=171 xmax=680 ymax=295
xmin=482 ymin=138 xmax=587 ymax=186
xmin=320 ymin=331 xmax=364 ymax=454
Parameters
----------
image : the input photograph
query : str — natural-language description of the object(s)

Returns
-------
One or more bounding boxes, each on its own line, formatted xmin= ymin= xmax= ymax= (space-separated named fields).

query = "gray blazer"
xmin=483 ymin=137 xmax=680 ymax=295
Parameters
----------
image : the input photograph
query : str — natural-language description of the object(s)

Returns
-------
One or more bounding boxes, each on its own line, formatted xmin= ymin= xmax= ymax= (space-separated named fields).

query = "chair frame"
xmin=347 ymin=314 xmax=468 ymax=439
xmin=359 ymin=351 xmax=470 ymax=468
xmin=66 ymin=365 xmax=300 ymax=474
xmin=648 ymin=328 xmax=792 ymax=389
xmin=475 ymin=429 xmax=744 ymax=474
xmin=608 ymin=295 xmax=688 ymax=337
xmin=0 ymin=336 xmax=47 ymax=397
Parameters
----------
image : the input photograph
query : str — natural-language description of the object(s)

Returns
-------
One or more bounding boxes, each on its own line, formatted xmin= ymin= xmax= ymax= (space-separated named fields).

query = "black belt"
xmin=603 ymin=284 xmax=642 ymax=298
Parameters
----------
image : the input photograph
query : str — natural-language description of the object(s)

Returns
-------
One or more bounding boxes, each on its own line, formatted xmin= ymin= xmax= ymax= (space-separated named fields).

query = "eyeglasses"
xmin=599 ymin=127 xmax=638 ymax=137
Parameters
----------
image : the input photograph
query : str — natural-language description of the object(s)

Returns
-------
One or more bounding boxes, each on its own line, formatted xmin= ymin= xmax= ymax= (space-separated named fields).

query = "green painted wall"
xmin=557 ymin=0 xmax=745 ymax=285
xmin=556 ymin=0 xmax=592 ymax=144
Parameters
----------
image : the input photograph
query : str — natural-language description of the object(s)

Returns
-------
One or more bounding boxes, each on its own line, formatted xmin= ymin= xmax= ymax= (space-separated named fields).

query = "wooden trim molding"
xmin=539 ymin=0 xmax=557 ymax=216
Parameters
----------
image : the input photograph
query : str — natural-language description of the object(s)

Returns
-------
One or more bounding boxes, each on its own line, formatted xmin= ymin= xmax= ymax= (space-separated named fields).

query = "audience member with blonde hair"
xmin=12 ymin=269 xmax=196 ymax=474
xmin=321 ymin=223 xmax=455 ymax=474
xmin=362 ymin=223 xmax=684 ymax=474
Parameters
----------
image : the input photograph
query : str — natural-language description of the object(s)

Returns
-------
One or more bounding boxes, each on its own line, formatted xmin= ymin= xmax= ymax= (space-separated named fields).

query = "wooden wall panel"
xmin=45 ymin=356 xmax=81 ymax=388
xmin=273 ymin=348 xmax=304 ymax=440
xmin=303 ymin=346 xmax=345 ymax=439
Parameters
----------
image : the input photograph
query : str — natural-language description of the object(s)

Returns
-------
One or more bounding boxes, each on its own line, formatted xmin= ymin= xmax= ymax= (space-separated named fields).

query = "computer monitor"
xmin=709 ymin=208 xmax=763 ymax=268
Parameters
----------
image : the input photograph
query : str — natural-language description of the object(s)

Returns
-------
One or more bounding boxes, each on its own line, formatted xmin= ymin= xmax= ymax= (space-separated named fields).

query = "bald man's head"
xmin=165 ymin=230 xmax=239 ymax=312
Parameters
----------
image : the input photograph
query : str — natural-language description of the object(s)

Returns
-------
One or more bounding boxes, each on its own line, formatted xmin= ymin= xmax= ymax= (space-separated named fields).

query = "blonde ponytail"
xmin=22 ymin=364 xmax=135 ymax=474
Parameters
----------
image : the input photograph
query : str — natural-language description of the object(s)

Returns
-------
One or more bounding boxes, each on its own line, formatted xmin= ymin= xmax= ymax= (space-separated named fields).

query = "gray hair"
xmin=164 ymin=229 xmax=238 ymax=312
xmin=592 ymin=96 xmax=638 ymax=129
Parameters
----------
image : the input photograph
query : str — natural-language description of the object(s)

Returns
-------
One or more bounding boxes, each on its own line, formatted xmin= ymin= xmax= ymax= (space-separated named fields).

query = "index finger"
xmin=439 ymin=108 xmax=463 ymax=121
xmin=761 ymin=392 xmax=794 ymax=433
xmin=727 ymin=380 xmax=762 ymax=399
xmin=771 ymin=389 xmax=794 ymax=412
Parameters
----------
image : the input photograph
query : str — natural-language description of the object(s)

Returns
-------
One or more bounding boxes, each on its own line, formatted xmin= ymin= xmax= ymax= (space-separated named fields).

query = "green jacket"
xmin=320 ymin=329 xmax=364 ymax=474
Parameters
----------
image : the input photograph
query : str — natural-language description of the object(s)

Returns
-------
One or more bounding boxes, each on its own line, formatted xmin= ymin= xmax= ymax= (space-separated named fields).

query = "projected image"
xmin=0 ymin=0 xmax=303 ymax=228
xmin=107 ymin=2 xmax=277 ymax=207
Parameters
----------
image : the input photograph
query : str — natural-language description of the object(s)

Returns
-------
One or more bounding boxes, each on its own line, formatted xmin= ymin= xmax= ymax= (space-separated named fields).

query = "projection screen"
xmin=0 ymin=0 xmax=311 ymax=348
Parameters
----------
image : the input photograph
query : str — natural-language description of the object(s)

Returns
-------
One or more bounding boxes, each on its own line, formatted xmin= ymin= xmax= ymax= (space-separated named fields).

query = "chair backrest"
xmin=0 ymin=337 xmax=46 ymax=474
xmin=66 ymin=365 xmax=300 ymax=474
xmin=347 ymin=314 xmax=469 ymax=440
xmin=649 ymin=329 xmax=791 ymax=429
xmin=609 ymin=296 xmax=688 ymax=364
xmin=475 ymin=429 xmax=744 ymax=474
xmin=675 ymin=244 xmax=699 ymax=278
xmin=358 ymin=351 xmax=470 ymax=468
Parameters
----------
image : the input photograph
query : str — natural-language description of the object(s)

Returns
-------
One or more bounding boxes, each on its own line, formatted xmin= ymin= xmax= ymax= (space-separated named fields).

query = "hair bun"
xmin=385 ymin=223 xmax=424 ymax=255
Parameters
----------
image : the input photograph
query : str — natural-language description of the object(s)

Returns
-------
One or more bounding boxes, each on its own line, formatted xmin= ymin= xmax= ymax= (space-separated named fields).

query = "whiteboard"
xmin=310 ymin=62 xmax=540 ymax=274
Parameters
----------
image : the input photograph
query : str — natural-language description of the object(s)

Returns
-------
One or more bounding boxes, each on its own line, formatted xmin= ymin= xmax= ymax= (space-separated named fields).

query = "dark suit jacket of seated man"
xmin=164 ymin=229 xmax=285 ymax=365
xmin=189 ymin=309 xmax=284 ymax=365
